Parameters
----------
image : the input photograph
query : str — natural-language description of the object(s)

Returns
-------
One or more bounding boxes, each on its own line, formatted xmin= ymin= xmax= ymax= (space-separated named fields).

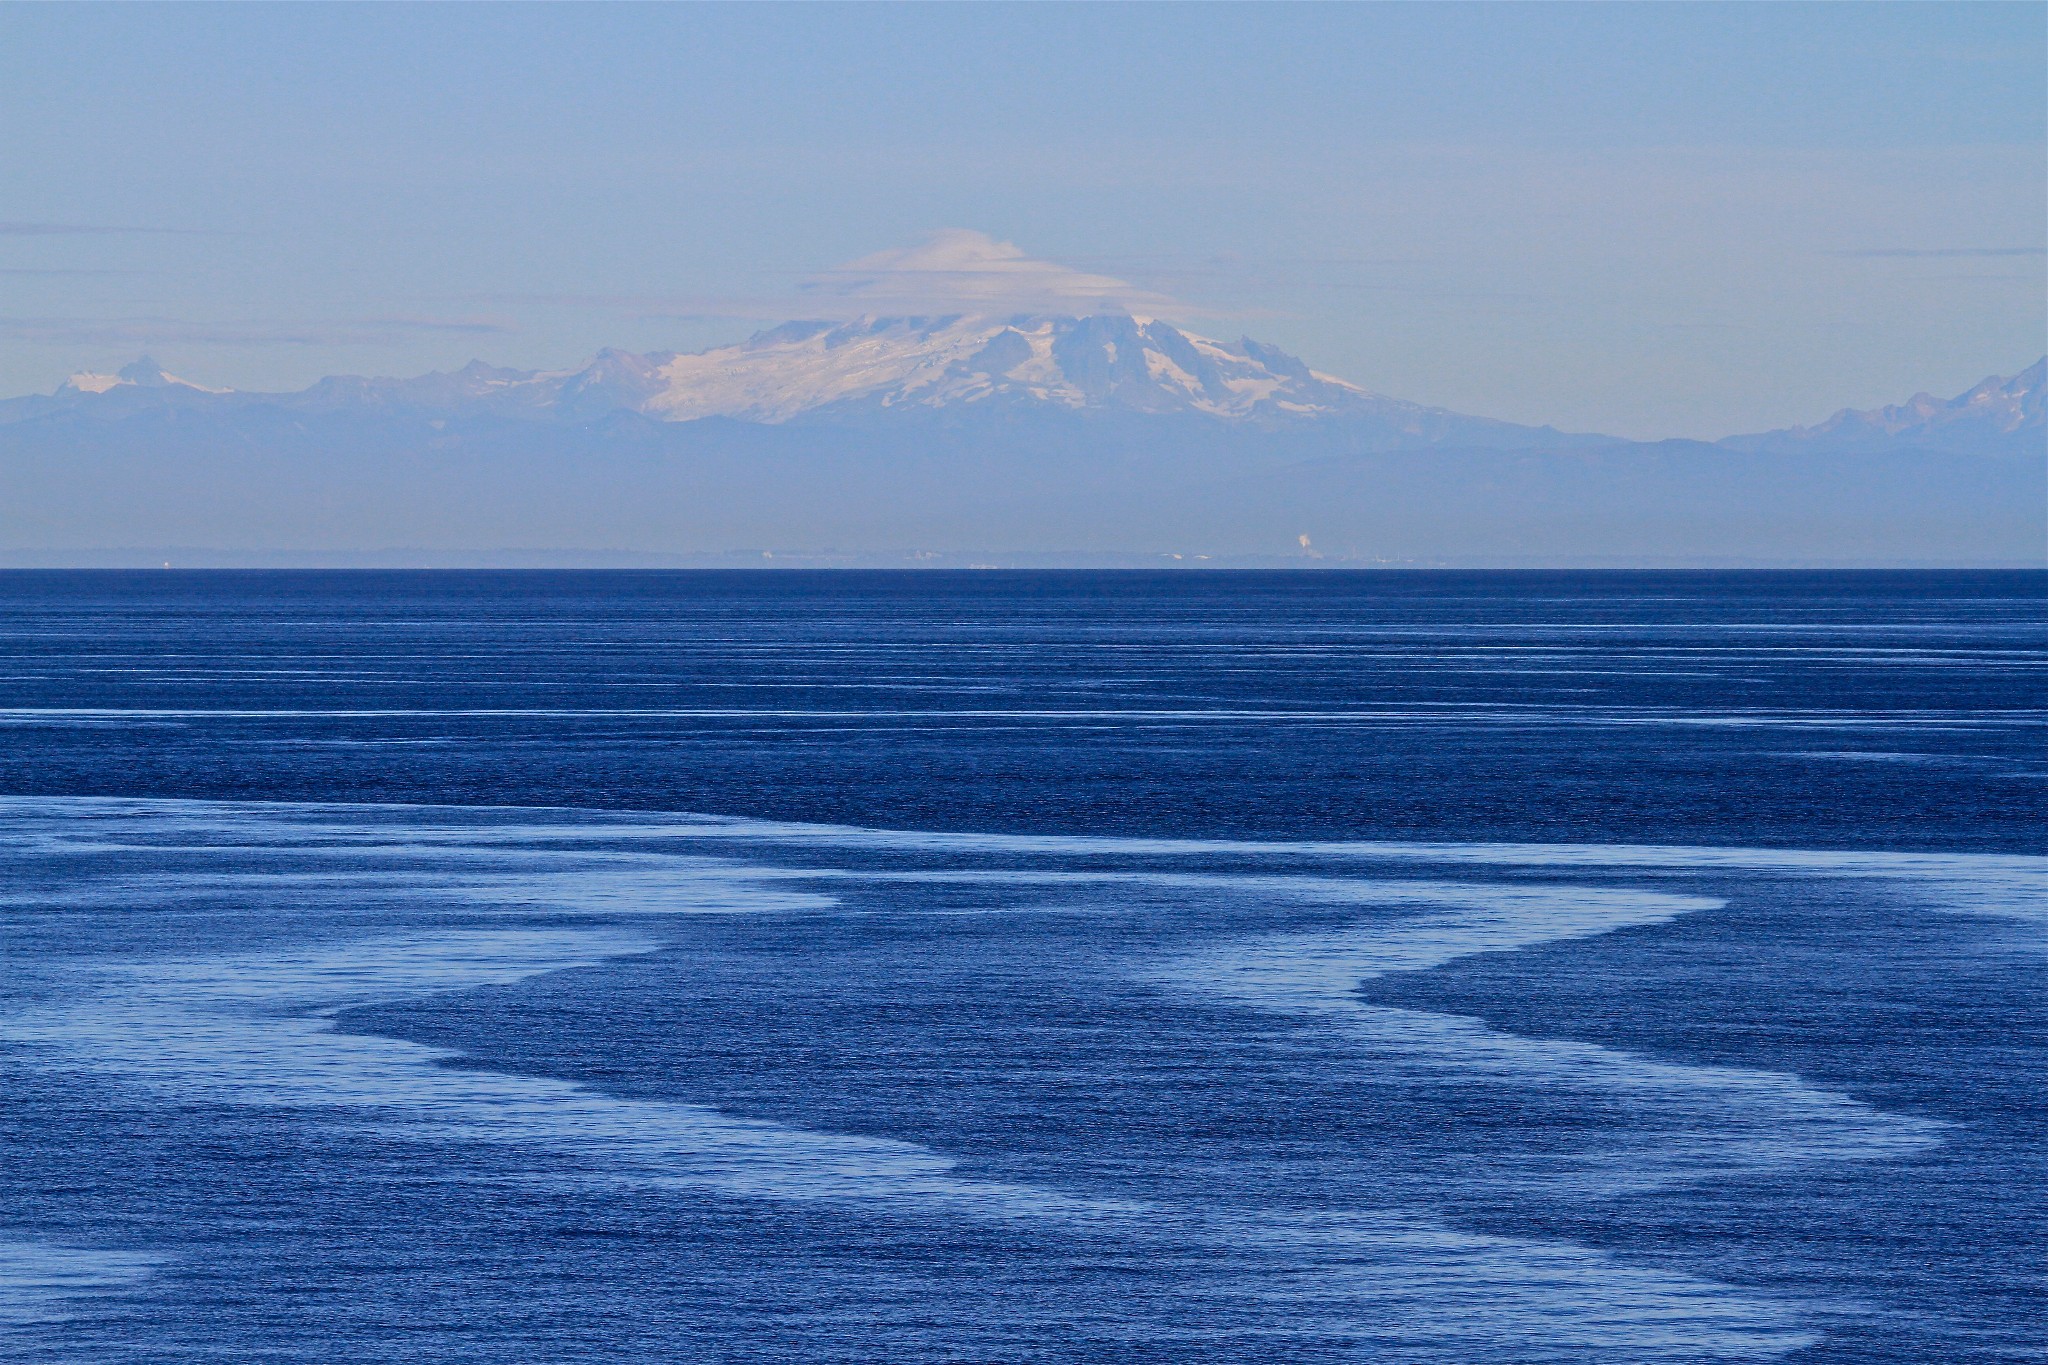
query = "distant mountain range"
xmin=8 ymin=313 xmax=1594 ymax=451
xmin=0 ymin=317 xmax=2041 ymax=566
xmin=1716 ymin=360 xmax=2045 ymax=458
xmin=12 ymin=316 xmax=2041 ymax=455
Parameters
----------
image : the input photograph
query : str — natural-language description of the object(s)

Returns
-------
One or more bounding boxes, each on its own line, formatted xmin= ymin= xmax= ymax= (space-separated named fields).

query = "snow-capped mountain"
xmin=9 ymin=329 xmax=2044 ymax=460
xmin=8 ymin=312 xmax=1589 ymax=449
xmin=3 ymin=337 xmax=2040 ymax=567
xmin=57 ymin=356 xmax=227 ymax=396
xmin=5 ymin=230 xmax=2039 ymax=456
xmin=626 ymin=314 xmax=1367 ymax=421
xmin=170 ymin=315 xmax=1423 ymax=424
xmin=1720 ymin=358 xmax=2046 ymax=456
xmin=275 ymin=313 xmax=1384 ymax=423
xmin=3 ymin=231 xmax=2034 ymax=565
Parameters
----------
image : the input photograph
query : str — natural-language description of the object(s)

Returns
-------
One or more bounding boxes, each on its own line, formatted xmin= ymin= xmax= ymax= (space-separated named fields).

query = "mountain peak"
xmin=22 ymin=327 xmax=2037 ymax=460
xmin=4 ymin=314 xmax=1568 ymax=448
xmin=59 ymin=356 xmax=222 ymax=396
xmin=625 ymin=312 xmax=1369 ymax=423
xmin=1719 ymin=358 xmax=2046 ymax=455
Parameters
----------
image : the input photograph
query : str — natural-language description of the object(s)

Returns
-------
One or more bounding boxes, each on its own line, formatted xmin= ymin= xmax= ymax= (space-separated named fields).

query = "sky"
xmin=2 ymin=2 xmax=2042 ymax=440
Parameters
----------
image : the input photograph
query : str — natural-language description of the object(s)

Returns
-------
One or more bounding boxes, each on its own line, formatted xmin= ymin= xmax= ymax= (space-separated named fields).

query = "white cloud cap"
xmin=796 ymin=229 xmax=1181 ymax=318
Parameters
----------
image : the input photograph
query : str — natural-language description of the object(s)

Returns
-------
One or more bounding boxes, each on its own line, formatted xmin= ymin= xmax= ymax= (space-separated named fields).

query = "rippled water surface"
xmin=0 ymin=571 xmax=2041 ymax=1363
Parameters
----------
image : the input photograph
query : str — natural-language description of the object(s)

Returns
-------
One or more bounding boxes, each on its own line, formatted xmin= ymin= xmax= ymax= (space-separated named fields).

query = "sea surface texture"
xmin=0 ymin=570 xmax=2041 ymax=1364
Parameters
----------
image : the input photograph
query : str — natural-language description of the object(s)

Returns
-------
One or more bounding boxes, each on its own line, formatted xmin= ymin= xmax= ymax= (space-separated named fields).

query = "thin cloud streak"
xmin=0 ymin=267 xmax=140 ymax=277
xmin=0 ymin=315 xmax=514 ymax=347
xmin=0 ymin=221 xmax=218 ymax=237
xmin=1830 ymin=246 xmax=2046 ymax=259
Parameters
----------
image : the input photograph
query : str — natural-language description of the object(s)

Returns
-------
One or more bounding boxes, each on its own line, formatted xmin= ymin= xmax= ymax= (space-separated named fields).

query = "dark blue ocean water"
xmin=0 ymin=571 xmax=2041 ymax=1363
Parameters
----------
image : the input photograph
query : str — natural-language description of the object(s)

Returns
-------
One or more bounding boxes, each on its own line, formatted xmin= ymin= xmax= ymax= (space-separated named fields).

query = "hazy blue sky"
xmin=3 ymin=2 xmax=2042 ymax=438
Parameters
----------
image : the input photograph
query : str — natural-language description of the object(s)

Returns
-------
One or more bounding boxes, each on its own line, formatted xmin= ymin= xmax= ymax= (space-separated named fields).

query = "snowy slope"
xmin=276 ymin=314 xmax=1393 ymax=424
xmin=58 ymin=357 xmax=227 ymax=396
xmin=633 ymin=314 xmax=1369 ymax=421
xmin=9 ymin=312 xmax=1540 ymax=437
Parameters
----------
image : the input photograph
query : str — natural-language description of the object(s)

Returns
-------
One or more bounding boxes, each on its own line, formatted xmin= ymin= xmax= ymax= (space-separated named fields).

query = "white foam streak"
xmin=1156 ymin=880 xmax=1941 ymax=1196
xmin=6 ymin=796 xmax=2005 ymax=1359
xmin=20 ymin=795 xmax=2040 ymax=931
xmin=9 ymin=921 xmax=1075 ymax=1214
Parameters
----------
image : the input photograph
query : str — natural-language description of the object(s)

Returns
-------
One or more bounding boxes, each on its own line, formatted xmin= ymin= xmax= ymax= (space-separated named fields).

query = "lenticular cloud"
xmin=794 ymin=228 xmax=1186 ymax=318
